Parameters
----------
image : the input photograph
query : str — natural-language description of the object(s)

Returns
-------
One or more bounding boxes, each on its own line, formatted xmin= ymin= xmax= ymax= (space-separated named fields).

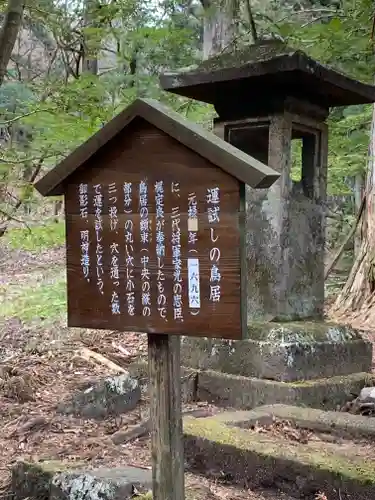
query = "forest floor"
xmin=0 ymin=220 xmax=370 ymax=500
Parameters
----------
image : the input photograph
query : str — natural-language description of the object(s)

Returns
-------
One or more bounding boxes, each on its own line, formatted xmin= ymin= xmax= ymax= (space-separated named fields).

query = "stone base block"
xmin=183 ymin=411 xmax=375 ymax=499
xmin=182 ymin=322 xmax=372 ymax=382
xmin=218 ymin=403 xmax=375 ymax=439
xmin=197 ymin=369 xmax=368 ymax=410
xmin=11 ymin=461 xmax=152 ymax=500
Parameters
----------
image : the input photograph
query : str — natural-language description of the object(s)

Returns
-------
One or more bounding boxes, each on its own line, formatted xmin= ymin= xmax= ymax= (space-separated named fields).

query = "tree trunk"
xmin=331 ymin=103 xmax=375 ymax=324
xmin=82 ymin=0 xmax=98 ymax=75
xmin=354 ymin=172 xmax=365 ymax=257
xmin=200 ymin=0 xmax=240 ymax=59
xmin=0 ymin=0 xmax=24 ymax=87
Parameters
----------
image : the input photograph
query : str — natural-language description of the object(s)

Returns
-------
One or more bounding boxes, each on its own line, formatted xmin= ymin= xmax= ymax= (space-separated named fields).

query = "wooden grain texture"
xmin=148 ymin=333 xmax=184 ymax=500
xmin=64 ymin=120 xmax=245 ymax=339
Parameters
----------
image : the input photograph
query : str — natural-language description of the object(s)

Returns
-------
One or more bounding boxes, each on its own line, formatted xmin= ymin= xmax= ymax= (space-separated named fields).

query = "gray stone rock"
xmin=182 ymin=322 xmax=372 ymax=382
xmin=11 ymin=461 xmax=151 ymax=500
xmin=51 ymin=467 xmax=152 ymax=500
xmin=57 ymin=374 xmax=141 ymax=419
xmin=358 ymin=387 xmax=375 ymax=403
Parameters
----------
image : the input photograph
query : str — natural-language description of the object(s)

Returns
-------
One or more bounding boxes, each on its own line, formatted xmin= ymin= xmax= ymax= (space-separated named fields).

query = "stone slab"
xmin=181 ymin=322 xmax=372 ymax=381
xmin=11 ymin=461 xmax=152 ymax=500
xmin=197 ymin=369 xmax=368 ymax=410
xmin=51 ymin=467 xmax=152 ymax=499
xmin=127 ymin=361 xmax=198 ymax=403
xmin=213 ymin=403 xmax=375 ymax=439
xmin=183 ymin=414 xmax=375 ymax=499
xmin=57 ymin=374 xmax=141 ymax=420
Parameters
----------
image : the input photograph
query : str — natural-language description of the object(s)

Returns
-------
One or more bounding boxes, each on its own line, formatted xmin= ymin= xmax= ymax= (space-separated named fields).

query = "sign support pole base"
xmin=148 ymin=333 xmax=185 ymax=500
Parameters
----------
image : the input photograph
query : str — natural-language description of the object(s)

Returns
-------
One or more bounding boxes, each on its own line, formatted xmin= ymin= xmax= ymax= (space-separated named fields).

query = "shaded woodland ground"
xmin=0 ymin=220 xmax=307 ymax=500
xmin=0 ymin=219 xmax=373 ymax=500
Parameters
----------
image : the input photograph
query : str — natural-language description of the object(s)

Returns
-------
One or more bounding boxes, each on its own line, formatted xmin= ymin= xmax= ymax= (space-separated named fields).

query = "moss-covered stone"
xmin=12 ymin=460 xmax=81 ymax=500
xmin=247 ymin=321 xmax=363 ymax=343
xmin=184 ymin=416 xmax=374 ymax=482
xmin=12 ymin=462 xmax=152 ymax=500
xmin=197 ymin=369 xmax=368 ymax=411
xmin=167 ymin=41 xmax=293 ymax=75
xmin=183 ymin=416 xmax=375 ymax=498
xmin=181 ymin=322 xmax=372 ymax=382
xmin=223 ymin=404 xmax=375 ymax=440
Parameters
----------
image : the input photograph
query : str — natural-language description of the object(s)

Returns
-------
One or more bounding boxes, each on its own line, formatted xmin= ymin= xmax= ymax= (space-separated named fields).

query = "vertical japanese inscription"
xmin=109 ymin=183 xmax=120 ymax=315
xmin=139 ymin=180 xmax=151 ymax=317
xmin=155 ymin=181 xmax=166 ymax=319
xmin=78 ymin=183 xmax=90 ymax=281
xmin=207 ymin=187 xmax=221 ymax=303
xmin=124 ymin=182 xmax=135 ymax=317
xmin=187 ymin=192 xmax=200 ymax=313
xmin=94 ymin=183 xmax=104 ymax=295
xmin=171 ymin=181 xmax=183 ymax=322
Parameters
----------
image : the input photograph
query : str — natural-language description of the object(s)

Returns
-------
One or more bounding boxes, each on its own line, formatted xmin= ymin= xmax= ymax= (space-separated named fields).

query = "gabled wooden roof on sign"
xmin=159 ymin=41 xmax=375 ymax=108
xmin=34 ymin=98 xmax=279 ymax=196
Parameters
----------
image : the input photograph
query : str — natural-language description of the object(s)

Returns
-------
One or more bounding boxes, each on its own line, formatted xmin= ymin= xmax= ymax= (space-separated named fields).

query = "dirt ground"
xmin=0 ymin=237 xmax=371 ymax=500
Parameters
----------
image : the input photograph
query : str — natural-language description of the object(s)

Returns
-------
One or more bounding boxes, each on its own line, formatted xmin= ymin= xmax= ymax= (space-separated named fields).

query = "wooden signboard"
xmin=35 ymin=98 xmax=279 ymax=341
xmin=35 ymin=98 xmax=279 ymax=500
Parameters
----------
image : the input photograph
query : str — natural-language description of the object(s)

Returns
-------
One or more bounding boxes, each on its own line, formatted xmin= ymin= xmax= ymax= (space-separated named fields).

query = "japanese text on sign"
xmin=78 ymin=183 xmax=90 ymax=281
xmin=109 ymin=182 xmax=120 ymax=315
xmin=187 ymin=191 xmax=200 ymax=314
xmin=155 ymin=181 xmax=167 ymax=319
xmin=94 ymin=183 xmax=104 ymax=294
xmin=171 ymin=181 xmax=183 ymax=322
xmin=75 ymin=180 xmax=225 ymax=322
xmin=124 ymin=182 xmax=135 ymax=317
xmin=140 ymin=180 xmax=151 ymax=317
xmin=207 ymin=187 xmax=221 ymax=303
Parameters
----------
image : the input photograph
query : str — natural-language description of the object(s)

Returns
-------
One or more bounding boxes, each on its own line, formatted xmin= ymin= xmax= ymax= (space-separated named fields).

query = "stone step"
xmin=183 ymin=410 xmax=375 ymax=499
xmin=225 ymin=403 xmax=375 ymax=439
xmin=197 ymin=369 xmax=368 ymax=411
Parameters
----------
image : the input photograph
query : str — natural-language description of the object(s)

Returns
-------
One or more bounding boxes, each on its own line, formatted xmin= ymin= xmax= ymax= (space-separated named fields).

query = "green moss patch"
xmin=184 ymin=417 xmax=375 ymax=485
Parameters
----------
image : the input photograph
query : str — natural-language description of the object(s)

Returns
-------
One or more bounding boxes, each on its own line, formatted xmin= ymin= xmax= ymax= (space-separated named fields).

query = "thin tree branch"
xmin=0 ymin=156 xmax=45 ymax=237
xmin=0 ymin=110 xmax=39 ymax=126
xmin=244 ymin=0 xmax=258 ymax=42
xmin=0 ymin=207 xmax=31 ymax=231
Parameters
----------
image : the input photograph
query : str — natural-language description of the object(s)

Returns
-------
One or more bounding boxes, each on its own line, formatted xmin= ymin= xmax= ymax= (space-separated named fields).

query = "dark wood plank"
xmin=148 ymin=333 xmax=184 ymax=500
xmin=64 ymin=121 xmax=245 ymax=339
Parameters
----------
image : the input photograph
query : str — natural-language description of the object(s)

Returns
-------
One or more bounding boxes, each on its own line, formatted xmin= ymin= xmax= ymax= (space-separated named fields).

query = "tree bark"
xmin=0 ymin=0 xmax=24 ymax=87
xmin=331 ymin=103 xmax=375 ymax=322
xmin=82 ymin=0 xmax=98 ymax=75
xmin=354 ymin=172 xmax=365 ymax=257
xmin=200 ymin=0 xmax=240 ymax=59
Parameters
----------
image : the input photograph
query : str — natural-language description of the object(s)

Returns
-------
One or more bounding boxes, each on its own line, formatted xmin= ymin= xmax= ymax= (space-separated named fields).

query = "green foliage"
xmin=2 ymin=277 xmax=67 ymax=322
xmin=4 ymin=221 xmax=65 ymax=252
xmin=328 ymin=105 xmax=372 ymax=194
xmin=1 ymin=0 xmax=374 ymax=222
xmin=273 ymin=0 xmax=375 ymax=194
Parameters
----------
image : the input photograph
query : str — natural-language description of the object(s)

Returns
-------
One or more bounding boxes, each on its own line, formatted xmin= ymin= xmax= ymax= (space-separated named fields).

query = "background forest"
xmin=1 ymin=0 xmax=375 ymax=322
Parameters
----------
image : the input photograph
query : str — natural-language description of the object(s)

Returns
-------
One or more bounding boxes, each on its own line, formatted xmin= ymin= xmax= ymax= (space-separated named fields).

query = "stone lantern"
xmin=161 ymin=41 xmax=375 ymax=322
xmin=160 ymin=41 xmax=375 ymax=408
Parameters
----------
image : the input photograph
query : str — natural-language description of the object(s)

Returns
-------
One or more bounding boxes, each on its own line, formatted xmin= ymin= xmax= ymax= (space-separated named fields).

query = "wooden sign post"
xmin=35 ymin=98 xmax=279 ymax=500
